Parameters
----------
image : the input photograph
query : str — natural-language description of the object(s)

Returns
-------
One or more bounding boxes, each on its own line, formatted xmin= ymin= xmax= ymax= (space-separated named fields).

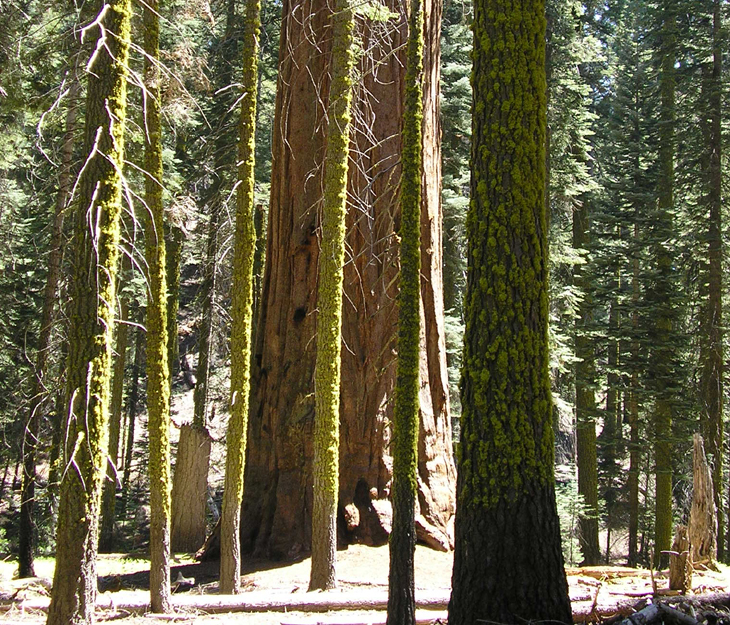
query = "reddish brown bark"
xmin=240 ymin=0 xmax=454 ymax=559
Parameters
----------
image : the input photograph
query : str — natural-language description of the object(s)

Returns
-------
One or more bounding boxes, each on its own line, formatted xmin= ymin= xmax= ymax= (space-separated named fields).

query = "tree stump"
xmin=668 ymin=525 xmax=692 ymax=594
xmin=689 ymin=433 xmax=716 ymax=563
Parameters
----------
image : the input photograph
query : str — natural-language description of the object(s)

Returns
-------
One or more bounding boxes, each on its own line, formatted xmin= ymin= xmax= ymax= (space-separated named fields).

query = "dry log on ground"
xmin=619 ymin=602 xmax=700 ymax=625
xmin=567 ymin=567 xmax=652 ymax=580
xmin=1 ymin=588 xmax=452 ymax=615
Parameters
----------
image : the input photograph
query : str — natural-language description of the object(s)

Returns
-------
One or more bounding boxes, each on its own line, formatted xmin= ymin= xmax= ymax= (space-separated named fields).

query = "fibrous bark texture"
xmin=46 ymin=1 xmax=131 ymax=623
xmin=447 ymin=0 xmax=571 ymax=621
xmin=241 ymin=0 xmax=454 ymax=559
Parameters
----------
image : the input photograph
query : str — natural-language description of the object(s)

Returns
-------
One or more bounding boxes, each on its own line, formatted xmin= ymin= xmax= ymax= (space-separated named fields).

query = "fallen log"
xmin=619 ymin=602 xmax=700 ymax=625
xmin=1 ymin=588 xmax=452 ymax=616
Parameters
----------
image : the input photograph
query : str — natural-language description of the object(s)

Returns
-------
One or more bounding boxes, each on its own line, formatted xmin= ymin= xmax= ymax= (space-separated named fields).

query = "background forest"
xmin=0 ymin=0 xmax=728 ymax=600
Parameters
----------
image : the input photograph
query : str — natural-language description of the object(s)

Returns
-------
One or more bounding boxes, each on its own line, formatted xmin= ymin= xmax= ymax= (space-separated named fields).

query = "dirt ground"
xmin=2 ymin=545 xmax=730 ymax=625
xmin=0 ymin=544 xmax=452 ymax=625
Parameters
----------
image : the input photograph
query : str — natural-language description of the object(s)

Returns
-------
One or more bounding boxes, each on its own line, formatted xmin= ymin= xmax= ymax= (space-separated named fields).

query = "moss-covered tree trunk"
xmin=573 ymin=202 xmax=600 ymax=566
xmin=18 ymin=77 xmax=78 ymax=579
xmin=143 ymin=0 xmax=172 ymax=611
xmin=651 ymin=1 xmax=676 ymax=569
xmin=447 ymin=0 xmax=571 ymax=621
xmin=386 ymin=0 xmax=423 ymax=620
xmin=219 ymin=0 xmax=260 ymax=594
xmin=46 ymin=1 xmax=131 ymax=623
xmin=308 ymin=0 xmax=355 ymax=591
xmin=241 ymin=0 xmax=454 ymax=560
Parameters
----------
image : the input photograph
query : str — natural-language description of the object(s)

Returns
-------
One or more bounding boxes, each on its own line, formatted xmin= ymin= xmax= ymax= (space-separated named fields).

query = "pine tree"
xmin=219 ymin=0 xmax=260 ymax=593
xmin=448 ymin=0 xmax=571 ymax=620
xmin=386 ymin=0 xmax=423 ymax=618
xmin=648 ymin=0 xmax=678 ymax=568
xmin=309 ymin=0 xmax=355 ymax=591
xmin=698 ymin=0 xmax=723 ymax=561
xmin=143 ymin=0 xmax=172 ymax=611
xmin=46 ymin=0 xmax=132 ymax=622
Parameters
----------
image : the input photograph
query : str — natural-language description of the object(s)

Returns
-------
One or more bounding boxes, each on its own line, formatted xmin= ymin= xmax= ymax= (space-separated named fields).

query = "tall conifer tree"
xmin=46 ymin=1 xmax=132 ymax=622
xmin=219 ymin=0 xmax=260 ymax=594
xmin=309 ymin=0 xmax=355 ymax=591
xmin=649 ymin=0 xmax=677 ymax=567
xmin=387 ymin=0 xmax=423 ymax=619
xmin=143 ymin=0 xmax=172 ymax=612
xmin=448 ymin=0 xmax=571 ymax=620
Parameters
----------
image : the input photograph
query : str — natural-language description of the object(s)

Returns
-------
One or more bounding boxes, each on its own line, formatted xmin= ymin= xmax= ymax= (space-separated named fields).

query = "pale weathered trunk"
xmin=241 ymin=0 xmax=454 ymax=559
xmin=171 ymin=424 xmax=211 ymax=552
xmin=689 ymin=434 xmax=717 ymax=563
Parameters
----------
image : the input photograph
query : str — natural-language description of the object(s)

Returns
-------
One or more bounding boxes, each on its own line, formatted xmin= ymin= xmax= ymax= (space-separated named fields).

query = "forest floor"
xmin=1 ymin=544 xmax=730 ymax=624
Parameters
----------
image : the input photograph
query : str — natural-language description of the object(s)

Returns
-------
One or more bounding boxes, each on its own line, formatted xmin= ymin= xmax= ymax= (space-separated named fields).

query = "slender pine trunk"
xmin=308 ymin=0 xmax=355 ymax=591
xmin=387 ymin=0 xmax=423 ymax=619
xmin=219 ymin=0 xmax=260 ymax=593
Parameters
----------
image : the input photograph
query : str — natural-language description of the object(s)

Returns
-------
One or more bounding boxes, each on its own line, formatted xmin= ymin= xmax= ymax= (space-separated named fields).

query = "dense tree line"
xmin=0 ymin=0 xmax=728 ymax=621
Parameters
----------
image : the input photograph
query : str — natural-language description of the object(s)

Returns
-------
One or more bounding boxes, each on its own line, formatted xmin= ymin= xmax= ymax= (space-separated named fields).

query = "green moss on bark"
xmin=219 ymin=0 xmax=260 ymax=594
xmin=387 ymin=0 xmax=423 ymax=622
xmin=309 ymin=0 xmax=355 ymax=592
xmin=143 ymin=0 xmax=172 ymax=612
xmin=46 ymin=1 xmax=132 ymax=623
xmin=448 ymin=0 xmax=571 ymax=621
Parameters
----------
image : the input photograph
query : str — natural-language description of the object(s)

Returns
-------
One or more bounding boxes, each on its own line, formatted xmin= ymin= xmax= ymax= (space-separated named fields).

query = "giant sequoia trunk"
xmin=241 ymin=0 xmax=455 ymax=559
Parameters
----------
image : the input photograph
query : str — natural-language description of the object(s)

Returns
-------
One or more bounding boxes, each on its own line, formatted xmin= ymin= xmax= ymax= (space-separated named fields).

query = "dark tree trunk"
xmin=121 ymin=320 xmax=144 ymax=519
xmin=573 ymin=200 xmax=600 ymax=566
xmin=99 ymin=268 xmax=131 ymax=554
xmin=241 ymin=0 xmax=454 ymax=559
xmin=447 ymin=0 xmax=571 ymax=620
xmin=449 ymin=483 xmax=571 ymax=624
xmin=18 ymin=77 xmax=78 ymax=579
